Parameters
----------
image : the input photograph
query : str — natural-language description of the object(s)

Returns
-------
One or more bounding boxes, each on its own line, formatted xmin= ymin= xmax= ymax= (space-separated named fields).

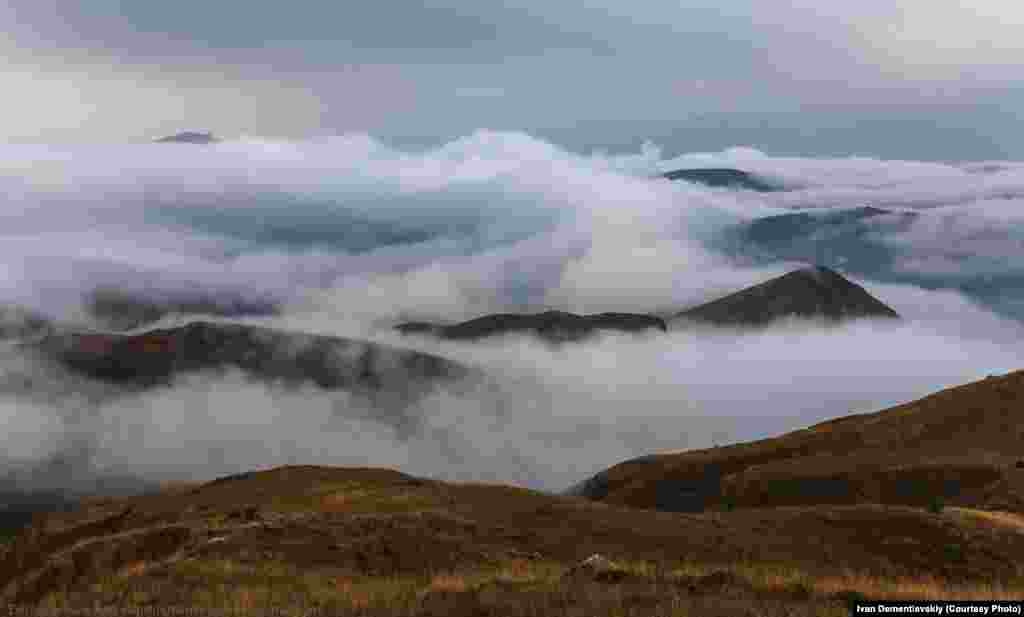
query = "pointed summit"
xmin=674 ymin=266 xmax=900 ymax=327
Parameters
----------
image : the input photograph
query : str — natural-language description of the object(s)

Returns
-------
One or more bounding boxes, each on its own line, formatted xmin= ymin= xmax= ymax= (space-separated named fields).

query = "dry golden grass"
xmin=264 ymin=478 xmax=443 ymax=515
xmin=427 ymin=573 xmax=470 ymax=593
xmin=950 ymin=507 xmax=1024 ymax=532
xmin=814 ymin=573 xmax=1024 ymax=601
xmin=334 ymin=578 xmax=374 ymax=609
xmin=21 ymin=554 xmax=1024 ymax=616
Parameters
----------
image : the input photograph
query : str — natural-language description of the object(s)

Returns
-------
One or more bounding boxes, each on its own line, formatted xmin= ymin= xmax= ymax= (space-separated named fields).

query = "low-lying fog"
xmin=3 ymin=132 xmax=1024 ymax=494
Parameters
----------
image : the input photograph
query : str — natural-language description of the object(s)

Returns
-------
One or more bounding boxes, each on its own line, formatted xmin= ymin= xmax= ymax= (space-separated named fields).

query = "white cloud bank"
xmin=2 ymin=131 xmax=1024 ymax=493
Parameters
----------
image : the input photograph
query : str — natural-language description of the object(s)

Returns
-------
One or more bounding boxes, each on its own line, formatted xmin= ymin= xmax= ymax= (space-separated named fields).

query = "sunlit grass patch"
xmin=493 ymin=558 xmax=564 ymax=585
xmin=433 ymin=572 xmax=474 ymax=593
xmin=23 ymin=551 xmax=1024 ymax=615
xmin=308 ymin=574 xmax=425 ymax=611
xmin=730 ymin=562 xmax=814 ymax=590
xmin=814 ymin=572 xmax=1024 ymax=601
xmin=949 ymin=506 xmax=1024 ymax=532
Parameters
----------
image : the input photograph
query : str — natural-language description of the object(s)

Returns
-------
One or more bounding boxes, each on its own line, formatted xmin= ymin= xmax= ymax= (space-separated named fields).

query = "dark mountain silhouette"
xmin=85 ymin=288 xmax=279 ymax=331
xmin=154 ymin=131 xmax=219 ymax=144
xmin=674 ymin=266 xmax=900 ymax=327
xmin=396 ymin=311 xmax=667 ymax=343
xmin=25 ymin=321 xmax=469 ymax=393
xmin=661 ymin=168 xmax=784 ymax=192
xmin=568 ymin=369 xmax=1024 ymax=517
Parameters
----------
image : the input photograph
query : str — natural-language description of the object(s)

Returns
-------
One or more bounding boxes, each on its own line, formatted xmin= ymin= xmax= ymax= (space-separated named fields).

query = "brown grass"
xmin=428 ymin=573 xmax=470 ymax=593
xmin=950 ymin=507 xmax=1024 ymax=532
xmin=22 ymin=556 xmax=1022 ymax=616
xmin=814 ymin=573 xmax=1024 ymax=601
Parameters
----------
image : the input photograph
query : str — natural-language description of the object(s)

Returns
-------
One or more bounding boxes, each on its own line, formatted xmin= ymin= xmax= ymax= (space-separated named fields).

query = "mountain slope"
xmin=24 ymin=321 xmax=470 ymax=392
xmin=4 ymin=464 xmax=1024 ymax=612
xmin=674 ymin=266 xmax=900 ymax=327
xmin=570 ymin=369 xmax=1024 ymax=515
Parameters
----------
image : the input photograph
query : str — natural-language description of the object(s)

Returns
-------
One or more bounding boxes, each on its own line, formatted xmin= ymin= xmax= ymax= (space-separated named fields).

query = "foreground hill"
xmin=674 ymin=266 xmax=900 ymax=327
xmin=396 ymin=311 xmax=667 ymax=343
xmin=3 ymin=464 xmax=1024 ymax=615
xmin=570 ymin=369 xmax=1024 ymax=517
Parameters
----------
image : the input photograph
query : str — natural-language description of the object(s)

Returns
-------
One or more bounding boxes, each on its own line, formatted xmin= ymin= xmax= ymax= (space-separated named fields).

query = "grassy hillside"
xmin=3 ymin=465 xmax=1024 ymax=615
xmin=578 ymin=370 xmax=1024 ymax=515
xmin=4 ymin=370 xmax=1024 ymax=615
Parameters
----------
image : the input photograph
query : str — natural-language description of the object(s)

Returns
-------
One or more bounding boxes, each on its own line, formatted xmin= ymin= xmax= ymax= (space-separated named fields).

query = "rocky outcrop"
xmin=674 ymin=266 xmax=900 ymax=328
xmin=661 ymin=168 xmax=784 ymax=192
xmin=396 ymin=311 xmax=667 ymax=343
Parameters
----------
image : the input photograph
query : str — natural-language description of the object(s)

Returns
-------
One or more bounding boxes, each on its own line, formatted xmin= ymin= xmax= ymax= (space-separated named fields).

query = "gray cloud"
xmin=3 ymin=0 xmax=1023 ymax=158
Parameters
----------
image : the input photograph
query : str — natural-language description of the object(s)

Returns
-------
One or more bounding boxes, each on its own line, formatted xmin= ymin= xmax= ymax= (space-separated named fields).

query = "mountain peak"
xmin=675 ymin=265 xmax=900 ymax=327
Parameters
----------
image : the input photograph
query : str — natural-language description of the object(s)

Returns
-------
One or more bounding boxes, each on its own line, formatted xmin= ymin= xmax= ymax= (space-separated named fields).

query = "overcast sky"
xmin=3 ymin=0 xmax=1023 ymax=160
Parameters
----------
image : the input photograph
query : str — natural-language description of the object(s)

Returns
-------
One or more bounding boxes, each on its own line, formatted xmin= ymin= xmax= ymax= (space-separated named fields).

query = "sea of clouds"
xmin=2 ymin=131 xmax=1024 ymax=494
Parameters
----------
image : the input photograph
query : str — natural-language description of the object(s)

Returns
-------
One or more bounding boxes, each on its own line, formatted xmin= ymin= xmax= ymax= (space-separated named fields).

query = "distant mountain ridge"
xmin=23 ymin=321 xmax=470 ymax=395
xmin=396 ymin=311 xmax=668 ymax=343
xmin=154 ymin=131 xmax=219 ymax=144
xmin=395 ymin=268 xmax=899 ymax=341
xmin=661 ymin=168 xmax=785 ymax=192
xmin=674 ymin=266 xmax=900 ymax=327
